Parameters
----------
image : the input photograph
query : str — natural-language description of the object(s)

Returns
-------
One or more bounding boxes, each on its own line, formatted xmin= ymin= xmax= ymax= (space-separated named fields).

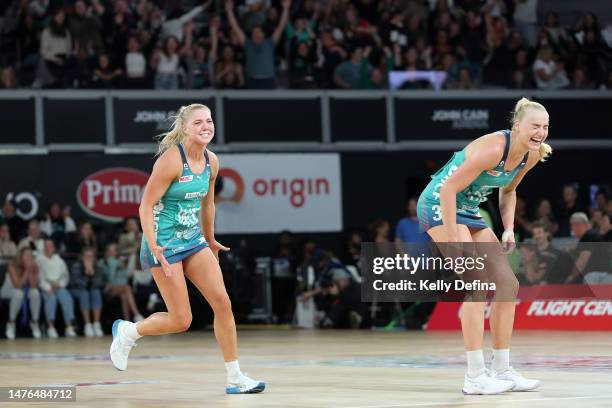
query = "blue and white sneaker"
xmin=110 ymin=319 xmax=136 ymax=371
xmin=225 ymin=373 xmax=266 ymax=394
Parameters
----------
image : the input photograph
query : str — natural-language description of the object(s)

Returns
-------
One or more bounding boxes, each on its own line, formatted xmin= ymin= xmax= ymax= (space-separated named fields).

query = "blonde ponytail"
xmin=539 ymin=142 xmax=552 ymax=161
xmin=511 ymin=97 xmax=551 ymax=162
xmin=156 ymin=104 xmax=210 ymax=156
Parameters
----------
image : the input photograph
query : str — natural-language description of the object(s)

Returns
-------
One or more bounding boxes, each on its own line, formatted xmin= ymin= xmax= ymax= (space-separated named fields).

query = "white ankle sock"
xmin=225 ymin=360 xmax=241 ymax=381
xmin=492 ymin=348 xmax=510 ymax=372
xmin=466 ymin=349 xmax=486 ymax=377
xmin=123 ymin=321 xmax=142 ymax=341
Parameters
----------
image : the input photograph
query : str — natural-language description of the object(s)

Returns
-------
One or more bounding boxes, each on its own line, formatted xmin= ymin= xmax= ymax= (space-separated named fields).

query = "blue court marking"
xmin=33 ymin=380 xmax=163 ymax=388
xmin=258 ymin=354 xmax=612 ymax=372
xmin=0 ymin=352 xmax=192 ymax=361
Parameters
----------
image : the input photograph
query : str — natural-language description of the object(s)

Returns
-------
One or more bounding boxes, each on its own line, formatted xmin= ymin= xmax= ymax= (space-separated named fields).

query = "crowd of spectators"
xmin=0 ymin=183 xmax=610 ymax=338
xmin=0 ymin=203 xmax=158 ymax=340
xmin=1 ymin=0 xmax=612 ymax=90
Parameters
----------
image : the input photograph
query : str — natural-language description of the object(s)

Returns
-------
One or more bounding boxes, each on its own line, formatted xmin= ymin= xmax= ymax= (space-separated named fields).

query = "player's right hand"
xmin=151 ymin=245 xmax=172 ymax=277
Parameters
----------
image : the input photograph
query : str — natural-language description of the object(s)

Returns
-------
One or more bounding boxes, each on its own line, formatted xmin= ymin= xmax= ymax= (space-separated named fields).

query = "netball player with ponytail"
xmin=417 ymin=98 xmax=551 ymax=394
xmin=109 ymin=104 xmax=265 ymax=394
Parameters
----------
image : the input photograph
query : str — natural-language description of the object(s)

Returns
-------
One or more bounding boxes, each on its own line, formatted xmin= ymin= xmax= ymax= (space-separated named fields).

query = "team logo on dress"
xmin=179 ymin=175 xmax=193 ymax=183
xmin=487 ymin=170 xmax=502 ymax=177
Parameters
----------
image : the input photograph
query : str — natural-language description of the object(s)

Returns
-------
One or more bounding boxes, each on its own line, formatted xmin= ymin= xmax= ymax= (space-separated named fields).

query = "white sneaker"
xmin=5 ymin=322 xmax=16 ymax=340
xmin=490 ymin=367 xmax=541 ymax=391
xmin=93 ymin=322 xmax=104 ymax=337
xmin=47 ymin=326 xmax=59 ymax=339
xmin=30 ymin=321 xmax=41 ymax=339
xmin=84 ymin=323 xmax=94 ymax=337
xmin=226 ymin=372 xmax=266 ymax=394
xmin=110 ymin=320 xmax=137 ymax=371
xmin=134 ymin=314 xmax=144 ymax=322
xmin=65 ymin=325 xmax=77 ymax=338
xmin=462 ymin=370 xmax=515 ymax=395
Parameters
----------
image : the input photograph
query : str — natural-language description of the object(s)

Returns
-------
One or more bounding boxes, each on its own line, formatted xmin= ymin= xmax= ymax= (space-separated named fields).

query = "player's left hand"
xmin=501 ymin=229 xmax=516 ymax=254
xmin=209 ymin=240 xmax=230 ymax=261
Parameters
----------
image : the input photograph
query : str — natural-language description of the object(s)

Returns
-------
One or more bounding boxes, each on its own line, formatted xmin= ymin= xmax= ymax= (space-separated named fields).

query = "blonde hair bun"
xmin=511 ymin=97 xmax=551 ymax=162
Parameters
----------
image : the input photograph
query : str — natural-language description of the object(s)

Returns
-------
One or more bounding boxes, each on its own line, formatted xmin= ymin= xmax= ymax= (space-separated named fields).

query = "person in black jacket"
xmin=70 ymin=246 xmax=107 ymax=337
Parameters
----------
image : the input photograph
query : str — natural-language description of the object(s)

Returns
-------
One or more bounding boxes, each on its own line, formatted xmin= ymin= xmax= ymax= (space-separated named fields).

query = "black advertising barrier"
xmin=223 ymin=98 xmax=321 ymax=142
xmin=0 ymin=98 xmax=36 ymax=144
xmin=395 ymin=98 xmax=511 ymax=140
xmin=395 ymin=97 xmax=612 ymax=140
xmin=113 ymin=98 xmax=215 ymax=144
xmin=534 ymin=97 xmax=612 ymax=139
xmin=2 ymin=94 xmax=611 ymax=146
xmin=330 ymin=98 xmax=387 ymax=142
xmin=43 ymin=98 xmax=106 ymax=144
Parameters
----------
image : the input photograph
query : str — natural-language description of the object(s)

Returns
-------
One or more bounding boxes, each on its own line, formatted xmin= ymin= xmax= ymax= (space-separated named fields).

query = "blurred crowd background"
xmin=1 ymin=0 xmax=612 ymax=90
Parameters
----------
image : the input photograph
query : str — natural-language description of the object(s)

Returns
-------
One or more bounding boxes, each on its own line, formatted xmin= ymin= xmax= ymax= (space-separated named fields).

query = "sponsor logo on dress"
xmin=487 ymin=170 xmax=502 ymax=177
xmin=185 ymin=192 xmax=202 ymax=199
xmin=179 ymin=175 xmax=193 ymax=183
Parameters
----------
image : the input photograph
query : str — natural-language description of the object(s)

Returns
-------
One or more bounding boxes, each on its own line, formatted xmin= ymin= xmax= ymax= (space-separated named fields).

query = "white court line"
xmin=343 ymin=394 xmax=612 ymax=408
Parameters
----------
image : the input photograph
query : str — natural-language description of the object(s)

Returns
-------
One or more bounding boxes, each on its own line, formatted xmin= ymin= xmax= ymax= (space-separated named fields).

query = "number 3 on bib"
xmin=432 ymin=205 xmax=442 ymax=221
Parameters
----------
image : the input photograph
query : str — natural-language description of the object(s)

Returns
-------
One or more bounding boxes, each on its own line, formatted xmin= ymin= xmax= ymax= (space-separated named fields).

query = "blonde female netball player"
xmin=109 ymin=104 xmax=265 ymax=394
xmin=417 ymin=98 xmax=550 ymax=394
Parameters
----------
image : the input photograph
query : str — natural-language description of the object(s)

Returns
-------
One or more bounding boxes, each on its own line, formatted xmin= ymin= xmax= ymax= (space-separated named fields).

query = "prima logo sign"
xmin=431 ymin=109 xmax=489 ymax=129
xmin=76 ymin=168 xmax=149 ymax=223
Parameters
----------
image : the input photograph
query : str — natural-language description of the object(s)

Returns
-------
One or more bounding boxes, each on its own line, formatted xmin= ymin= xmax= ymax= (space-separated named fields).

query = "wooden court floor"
xmin=1 ymin=329 xmax=612 ymax=407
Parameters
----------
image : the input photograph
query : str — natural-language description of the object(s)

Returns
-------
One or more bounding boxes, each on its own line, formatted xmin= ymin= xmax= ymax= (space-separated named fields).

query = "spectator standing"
xmin=39 ymin=8 xmax=72 ymax=88
xmin=123 ymin=36 xmax=147 ymax=88
xmin=226 ymin=0 xmax=292 ymax=89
